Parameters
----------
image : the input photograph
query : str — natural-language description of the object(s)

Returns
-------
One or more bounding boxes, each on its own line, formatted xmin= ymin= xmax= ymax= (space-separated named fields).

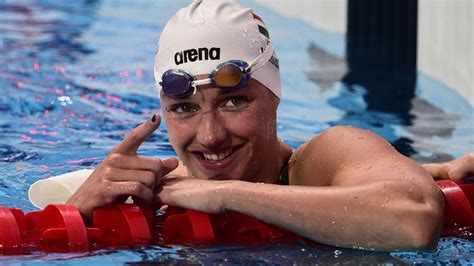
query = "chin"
xmin=193 ymin=169 xmax=243 ymax=181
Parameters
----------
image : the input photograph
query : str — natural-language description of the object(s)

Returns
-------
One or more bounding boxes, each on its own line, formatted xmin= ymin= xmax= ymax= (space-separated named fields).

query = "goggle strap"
xmin=171 ymin=42 xmax=273 ymax=89
xmin=246 ymin=41 xmax=274 ymax=74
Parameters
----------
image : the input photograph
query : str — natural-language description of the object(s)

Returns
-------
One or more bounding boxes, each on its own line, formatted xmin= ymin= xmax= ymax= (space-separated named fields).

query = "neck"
xmin=253 ymin=140 xmax=292 ymax=184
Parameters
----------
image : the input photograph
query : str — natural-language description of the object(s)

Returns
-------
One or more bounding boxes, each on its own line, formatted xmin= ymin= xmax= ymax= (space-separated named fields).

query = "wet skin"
xmin=160 ymin=77 xmax=291 ymax=183
xmin=68 ymin=77 xmax=449 ymax=251
xmin=156 ymin=77 xmax=445 ymax=250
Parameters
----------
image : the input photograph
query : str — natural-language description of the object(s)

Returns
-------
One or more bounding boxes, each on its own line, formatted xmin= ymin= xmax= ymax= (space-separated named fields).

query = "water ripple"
xmin=0 ymin=144 xmax=41 ymax=162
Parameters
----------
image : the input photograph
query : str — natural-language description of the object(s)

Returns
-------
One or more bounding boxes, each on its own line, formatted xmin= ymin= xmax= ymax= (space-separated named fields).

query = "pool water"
xmin=1 ymin=0 xmax=473 ymax=264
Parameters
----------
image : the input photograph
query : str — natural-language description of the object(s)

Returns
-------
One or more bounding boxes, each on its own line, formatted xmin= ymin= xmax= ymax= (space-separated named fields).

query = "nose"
xmin=196 ymin=111 xmax=228 ymax=149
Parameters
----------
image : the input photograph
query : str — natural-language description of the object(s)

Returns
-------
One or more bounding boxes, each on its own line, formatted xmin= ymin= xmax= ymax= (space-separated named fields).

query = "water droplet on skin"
xmin=364 ymin=166 xmax=372 ymax=170
xmin=359 ymin=201 xmax=364 ymax=205
xmin=331 ymin=221 xmax=336 ymax=224
xmin=244 ymin=28 xmax=248 ymax=33
xmin=355 ymin=163 xmax=361 ymax=169
xmin=199 ymin=19 xmax=205 ymax=24
xmin=409 ymin=188 xmax=413 ymax=193
xmin=385 ymin=197 xmax=389 ymax=202
xmin=340 ymin=226 xmax=345 ymax=230
xmin=344 ymin=206 xmax=348 ymax=213
xmin=251 ymin=38 xmax=256 ymax=43
xmin=381 ymin=204 xmax=385 ymax=208
xmin=340 ymin=164 xmax=345 ymax=169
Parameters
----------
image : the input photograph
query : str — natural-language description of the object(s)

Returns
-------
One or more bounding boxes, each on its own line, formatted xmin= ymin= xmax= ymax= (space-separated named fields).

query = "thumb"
xmin=161 ymin=157 xmax=179 ymax=176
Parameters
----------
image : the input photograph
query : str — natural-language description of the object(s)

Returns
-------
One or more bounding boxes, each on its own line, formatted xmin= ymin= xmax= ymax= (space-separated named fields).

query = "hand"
xmin=155 ymin=176 xmax=228 ymax=214
xmin=423 ymin=152 xmax=474 ymax=183
xmin=66 ymin=114 xmax=179 ymax=218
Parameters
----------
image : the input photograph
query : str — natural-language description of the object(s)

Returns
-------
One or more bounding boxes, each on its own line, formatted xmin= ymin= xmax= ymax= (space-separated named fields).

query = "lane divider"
xmin=0 ymin=180 xmax=472 ymax=255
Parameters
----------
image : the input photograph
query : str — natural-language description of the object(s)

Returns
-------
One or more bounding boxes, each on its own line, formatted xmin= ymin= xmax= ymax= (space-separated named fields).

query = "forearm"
xmin=221 ymin=180 xmax=443 ymax=251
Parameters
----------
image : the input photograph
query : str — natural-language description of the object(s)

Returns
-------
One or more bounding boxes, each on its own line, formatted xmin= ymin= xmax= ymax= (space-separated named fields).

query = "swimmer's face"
xmin=161 ymin=77 xmax=279 ymax=181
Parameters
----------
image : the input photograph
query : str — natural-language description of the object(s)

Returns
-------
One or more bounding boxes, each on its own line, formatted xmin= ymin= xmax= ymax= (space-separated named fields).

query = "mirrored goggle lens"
xmin=161 ymin=71 xmax=193 ymax=98
xmin=213 ymin=64 xmax=244 ymax=88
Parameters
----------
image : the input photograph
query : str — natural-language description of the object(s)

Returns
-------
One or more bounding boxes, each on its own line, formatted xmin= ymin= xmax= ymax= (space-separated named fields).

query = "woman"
xmin=63 ymin=0 xmax=472 ymax=251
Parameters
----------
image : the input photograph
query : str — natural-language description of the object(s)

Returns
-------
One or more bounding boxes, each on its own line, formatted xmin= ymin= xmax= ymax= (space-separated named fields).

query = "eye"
xmin=222 ymin=97 xmax=246 ymax=108
xmin=166 ymin=103 xmax=198 ymax=114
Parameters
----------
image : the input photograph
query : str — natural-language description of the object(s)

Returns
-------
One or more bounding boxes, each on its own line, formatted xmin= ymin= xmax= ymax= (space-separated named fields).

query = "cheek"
xmin=163 ymin=116 xmax=194 ymax=150
xmin=225 ymin=106 xmax=276 ymax=140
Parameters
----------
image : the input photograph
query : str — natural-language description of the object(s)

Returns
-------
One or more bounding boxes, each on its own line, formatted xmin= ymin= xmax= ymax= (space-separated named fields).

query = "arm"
xmin=222 ymin=125 xmax=443 ymax=250
xmin=422 ymin=152 xmax=474 ymax=182
xmin=156 ymin=126 xmax=444 ymax=251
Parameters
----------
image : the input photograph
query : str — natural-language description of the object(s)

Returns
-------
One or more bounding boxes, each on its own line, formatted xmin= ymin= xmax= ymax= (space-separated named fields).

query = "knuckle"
xmin=441 ymin=163 xmax=451 ymax=172
xmin=153 ymin=158 xmax=163 ymax=172
xmin=131 ymin=183 xmax=145 ymax=195
xmin=144 ymin=172 xmax=156 ymax=186
xmin=103 ymin=167 xmax=114 ymax=178
xmin=104 ymin=194 xmax=115 ymax=204
xmin=107 ymin=153 xmax=123 ymax=165
xmin=465 ymin=153 xmax=474 ymax=163
xmin=103 ymin=186 xmax=117 ymax=203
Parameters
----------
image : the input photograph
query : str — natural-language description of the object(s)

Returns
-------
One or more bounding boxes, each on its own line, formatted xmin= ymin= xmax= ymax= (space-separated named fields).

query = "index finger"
xmin=112 ymin=114 xmax=161 ymax=155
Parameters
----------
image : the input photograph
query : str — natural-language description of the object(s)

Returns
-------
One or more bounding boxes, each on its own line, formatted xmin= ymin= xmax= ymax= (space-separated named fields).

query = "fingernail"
xmin=151 ymin=114 xmax=157 ymax=123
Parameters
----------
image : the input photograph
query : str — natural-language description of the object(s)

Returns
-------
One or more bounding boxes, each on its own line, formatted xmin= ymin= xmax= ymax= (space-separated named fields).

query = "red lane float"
xmin=438 ymin=180 xmax=474 ymax=238
xmin=0 ymin=207 xmax=23 ymax=255
xmin=0 ymin=180 xmax=473 ymax=255
xmin=93 ymin=204 xmax=152 ymax=246
xmin=162 ymin=207 xmax=307 ymax=246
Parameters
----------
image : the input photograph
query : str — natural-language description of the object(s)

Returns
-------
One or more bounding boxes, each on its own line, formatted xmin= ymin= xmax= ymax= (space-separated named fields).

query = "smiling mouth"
xmin=202 ymin=149 xmax=233 ymax=161
xmin=194 ymin=146 xmax=241 ymax=163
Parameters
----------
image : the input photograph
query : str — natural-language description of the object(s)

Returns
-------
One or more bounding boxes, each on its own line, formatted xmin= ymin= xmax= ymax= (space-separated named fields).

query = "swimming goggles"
xmin=159 ymin=42 xmax=274 ymax=99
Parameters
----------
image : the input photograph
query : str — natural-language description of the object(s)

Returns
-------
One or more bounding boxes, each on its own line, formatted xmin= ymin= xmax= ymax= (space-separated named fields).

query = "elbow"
xmin=402 ymin=194 xmax=444 ymax=251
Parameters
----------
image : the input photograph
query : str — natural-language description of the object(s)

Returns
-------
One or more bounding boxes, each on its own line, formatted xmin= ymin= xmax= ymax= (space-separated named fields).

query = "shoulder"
xmin=288 ymin=125 xmax=395 ymax=186
xmin=292 ymin=125 xmax=392 ymax=161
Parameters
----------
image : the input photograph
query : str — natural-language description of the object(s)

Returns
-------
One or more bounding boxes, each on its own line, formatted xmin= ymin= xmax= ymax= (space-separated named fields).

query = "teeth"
xmin=203 ymin=149 xmax=233 ymax=161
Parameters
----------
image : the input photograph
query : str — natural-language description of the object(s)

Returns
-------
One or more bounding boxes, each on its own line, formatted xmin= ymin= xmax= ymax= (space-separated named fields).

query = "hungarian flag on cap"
xmin=251 ymin=11 xmax=270 ymax=39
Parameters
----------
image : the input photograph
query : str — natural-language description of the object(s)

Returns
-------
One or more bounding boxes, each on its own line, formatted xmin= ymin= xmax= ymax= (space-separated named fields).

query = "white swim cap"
xmin=154 ymin=0 xmax=281 ymax=98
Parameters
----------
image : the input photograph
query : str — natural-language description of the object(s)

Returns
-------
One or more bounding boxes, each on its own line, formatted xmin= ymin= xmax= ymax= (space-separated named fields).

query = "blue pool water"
xmin=1 ymin=0 xmax=473 ymax=264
